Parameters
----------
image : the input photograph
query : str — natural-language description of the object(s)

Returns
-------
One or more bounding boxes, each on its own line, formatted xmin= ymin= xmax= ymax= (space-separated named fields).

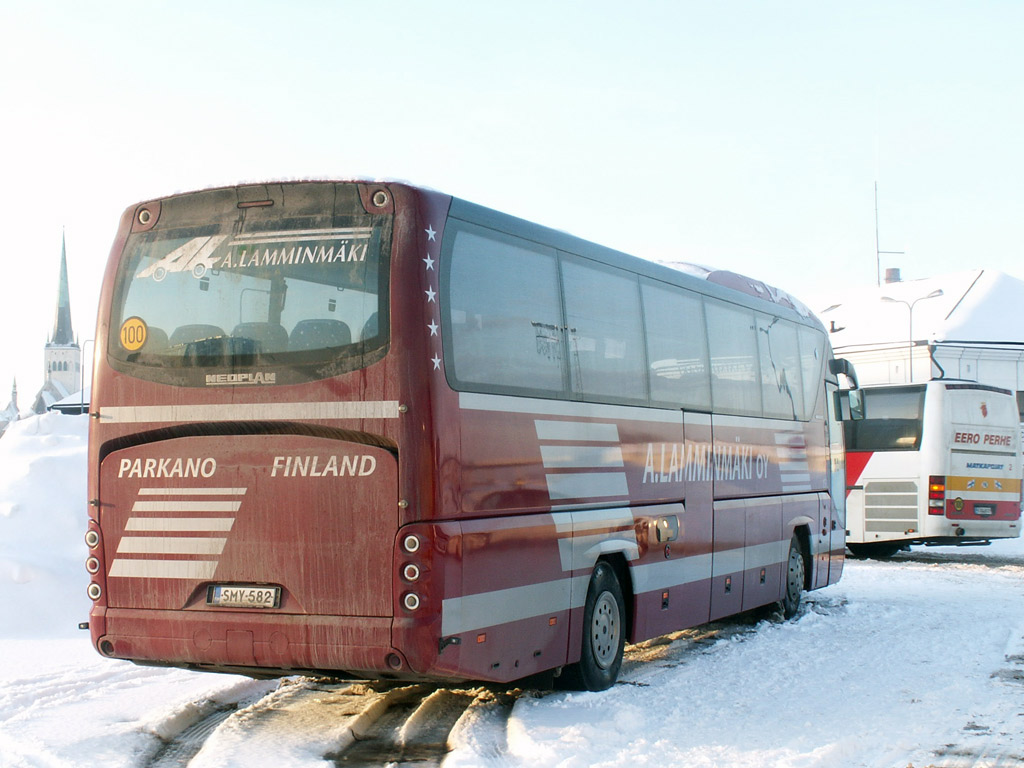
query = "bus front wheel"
xmin=781 ymin=536 xmax=805 ymax=619
xmin=560 ymin=561 xmax=625 ymax=691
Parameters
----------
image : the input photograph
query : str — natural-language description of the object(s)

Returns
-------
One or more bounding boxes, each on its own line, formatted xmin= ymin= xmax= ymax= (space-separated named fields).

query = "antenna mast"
xmin=875 ymin=181 xmax=904 ymax=287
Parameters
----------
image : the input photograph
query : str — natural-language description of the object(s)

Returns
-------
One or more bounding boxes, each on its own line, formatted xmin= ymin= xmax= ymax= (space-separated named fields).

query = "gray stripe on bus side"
xmin=536 ymin=420 xmax=620 ymax=443
xmin=458 ymin=392 xmax=683 ymax=424
xmin=441 ymin=575 xmax=590 ymax=636
xmin=99 ymin=401 xmax=401 ymax=423
xmin=442 ymin=539 xmax=794 ymax=636
xmin=545 ymin=472 xmax=629 ymax=500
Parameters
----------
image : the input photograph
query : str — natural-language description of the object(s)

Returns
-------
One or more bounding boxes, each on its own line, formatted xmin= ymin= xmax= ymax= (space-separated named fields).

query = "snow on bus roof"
xmin=657 ymin=260 xmax=816 ymax=319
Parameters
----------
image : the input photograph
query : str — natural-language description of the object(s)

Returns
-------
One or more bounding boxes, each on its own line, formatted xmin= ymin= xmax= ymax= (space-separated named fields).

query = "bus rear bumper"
xmin=93 ymin=608 xmax=402 ymax=678
xmin=925 ymin=519 xmax=1021 ymax=540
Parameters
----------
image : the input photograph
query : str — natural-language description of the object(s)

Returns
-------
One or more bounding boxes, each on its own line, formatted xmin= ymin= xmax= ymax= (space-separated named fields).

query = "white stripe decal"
xmin=711 ymin=547 xmax=746 ymax=576
xmin=125 ymin=517 xmax=235 ymax=532
xmin=632 ymin=553 xmax=713 ymax=593
xmin=459 ymin=391 xmax=682 ymax=424
xmin=535 ymin=420 xmax=620 ymax=442
xmin=116 ymin=536 xmax=227 ymax=555
xmin=545 ymin=472 xmax=629 ymax=500
xmin=540 ymin=445 xmax=624 ymax=469
xmin=552 ymin=507 xmax=634 ymax=534
xmin=442 ymin=538 xmax=794 ymax=636
xmin=131 ymin=500 xmax=242 ymax=513
xmin=137 ymin=487 xmax=246 ymax=496
xmin=441 ymin=576 xmax=589 ymax=636
xmin=99 ymin=400 xmax=401 ymax=424
xmin=557 ymin=531 xmax=640 ymax=572
xmin=108 ymin=559 xmax=218 ymax=580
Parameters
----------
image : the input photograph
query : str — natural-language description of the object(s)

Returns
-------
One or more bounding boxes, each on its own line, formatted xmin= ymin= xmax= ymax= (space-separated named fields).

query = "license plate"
xmin=974 ymin=504 xmax=996 ymax=517
xmin=206 ymin=585 xmax=281 ymax=609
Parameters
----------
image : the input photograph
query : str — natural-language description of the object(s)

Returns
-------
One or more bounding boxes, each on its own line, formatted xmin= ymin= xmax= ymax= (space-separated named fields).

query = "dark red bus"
xmin=85 ymin=181 xmax=857 ymax=690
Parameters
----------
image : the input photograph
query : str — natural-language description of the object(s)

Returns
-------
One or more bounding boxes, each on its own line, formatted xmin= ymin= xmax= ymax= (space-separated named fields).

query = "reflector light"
xmin=928 ymin=475 xmax=946 ymax=515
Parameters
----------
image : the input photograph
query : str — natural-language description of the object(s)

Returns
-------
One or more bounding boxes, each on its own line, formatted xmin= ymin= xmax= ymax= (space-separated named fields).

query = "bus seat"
xmin=169 ymin=324 xmax=225 ymax=347
xmin=141 ymin=326 xmax=169 ymax=353
xmin=289 ymin=319 xmax=352 ymax=351
xmin=360 ymin=312 xmax=379 ymax=341
xmin=232 ymin=322 xmax=289 ymax=353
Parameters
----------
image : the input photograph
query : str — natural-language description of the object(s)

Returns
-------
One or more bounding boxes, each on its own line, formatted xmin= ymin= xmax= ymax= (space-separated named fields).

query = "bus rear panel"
xmin=845 ymin=381 xmax=1022 ymax=556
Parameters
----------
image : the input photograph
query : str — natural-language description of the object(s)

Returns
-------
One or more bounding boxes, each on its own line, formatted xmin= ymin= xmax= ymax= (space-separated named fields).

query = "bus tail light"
xmin=928 ymin=475 xmax=946 ymax=514
xmin=403 ymin=592 xmax=421 ymax=611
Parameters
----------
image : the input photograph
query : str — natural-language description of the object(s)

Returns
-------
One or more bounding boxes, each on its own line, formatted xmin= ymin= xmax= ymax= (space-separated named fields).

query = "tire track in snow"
xmin=139 ymin=678 xmax=520 ymax=768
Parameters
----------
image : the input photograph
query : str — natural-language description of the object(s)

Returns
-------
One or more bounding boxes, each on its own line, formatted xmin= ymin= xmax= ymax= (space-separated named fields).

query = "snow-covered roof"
xmin=48 ymin=387 xmax=90 ymax=414
xmin=820 ymin=269 xmax=1024 ymax=349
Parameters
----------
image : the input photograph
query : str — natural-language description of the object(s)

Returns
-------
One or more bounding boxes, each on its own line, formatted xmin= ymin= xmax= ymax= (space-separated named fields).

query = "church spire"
xmin=50 ymin=230 xmax=76 ymax=347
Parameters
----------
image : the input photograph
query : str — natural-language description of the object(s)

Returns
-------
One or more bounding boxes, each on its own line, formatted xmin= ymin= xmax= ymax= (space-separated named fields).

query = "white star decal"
xmin=425 ymin=225 xmax=436 ymax=241
xmin=423 ymin=254 xmax=435 ymax=271
xmin=425 ymin=286 xmax=436 ymax=303
xmin=428 ymin=320 xmax=439 ymax=336
xmin=431 ymin=355 xmax=442 ymax=370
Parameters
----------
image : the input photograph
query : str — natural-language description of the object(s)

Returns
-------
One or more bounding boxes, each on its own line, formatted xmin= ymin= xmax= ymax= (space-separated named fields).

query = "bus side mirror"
xmin=836 ymin=389 xmax=866 ymax=421
xmin=828 ymin=357 xmax=860 ymax=390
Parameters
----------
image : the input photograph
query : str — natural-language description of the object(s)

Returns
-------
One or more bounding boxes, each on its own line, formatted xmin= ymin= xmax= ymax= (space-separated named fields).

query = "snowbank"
xmin=0 ymin=412 xmax=91 ymax=638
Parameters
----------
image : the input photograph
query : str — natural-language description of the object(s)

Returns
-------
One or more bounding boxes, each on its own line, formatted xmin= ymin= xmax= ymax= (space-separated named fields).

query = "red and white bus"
xmin=85 ymin=181 xmax=858 ymax=690
xmin=845 ymin=381 xmax=1022 ymax=558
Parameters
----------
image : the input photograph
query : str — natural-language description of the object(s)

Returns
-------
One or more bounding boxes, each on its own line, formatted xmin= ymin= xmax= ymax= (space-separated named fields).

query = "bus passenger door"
xmin=826 ymin=381 xmax=847 ymax=584
xmin=813 ymin=495 xmax=831 ymax=589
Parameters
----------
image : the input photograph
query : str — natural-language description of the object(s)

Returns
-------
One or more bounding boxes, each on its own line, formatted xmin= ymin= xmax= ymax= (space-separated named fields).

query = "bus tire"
xmin=560 ymin=562 xmax=625 ymax=691
xmin=847 ymin=542 xmax=902 ymax=560
xmin=782 ymin=535 xmax=805 ymax=619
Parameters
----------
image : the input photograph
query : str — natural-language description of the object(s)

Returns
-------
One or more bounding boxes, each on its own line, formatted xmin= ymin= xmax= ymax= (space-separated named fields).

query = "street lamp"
xmin=880 ymin=289 xmax=943 ymax=382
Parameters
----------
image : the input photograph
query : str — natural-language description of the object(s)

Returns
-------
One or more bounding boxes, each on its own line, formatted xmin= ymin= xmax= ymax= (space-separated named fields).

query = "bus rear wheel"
xmin=781 ymin=536 xmax=805 ymax=619
xmin=560 ymin=562 xmax=625 ymax=691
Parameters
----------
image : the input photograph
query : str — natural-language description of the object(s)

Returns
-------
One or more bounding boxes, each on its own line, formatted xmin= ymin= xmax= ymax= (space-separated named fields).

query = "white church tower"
xmin=33 ymin=233 xmax=81 ymax=412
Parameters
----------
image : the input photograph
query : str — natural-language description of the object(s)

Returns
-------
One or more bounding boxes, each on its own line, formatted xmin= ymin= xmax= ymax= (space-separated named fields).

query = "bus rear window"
xmin=108 ymin=215 xmax=390 ymax=386
xmin=844 ymin=386 xmax=926 ymax=451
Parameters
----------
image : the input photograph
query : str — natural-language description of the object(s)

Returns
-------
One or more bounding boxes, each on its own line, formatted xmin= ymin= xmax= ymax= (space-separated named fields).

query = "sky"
xmin=2 ymin=1 xmax=1023 ymax=402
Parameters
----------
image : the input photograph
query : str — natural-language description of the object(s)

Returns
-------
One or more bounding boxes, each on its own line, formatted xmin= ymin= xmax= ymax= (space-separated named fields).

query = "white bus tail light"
xmin=85 ymin=530 xmax=100 ymax=549
xmin=928 ymin=476 xmax=946 ymax=514
xmin=85 ymin=557 xmax=100 ymax=574
xmin=87 ymin=583 xmax=102 ymax=601
xmin=403 ymin=592 xmax=421 ymax=611
xmin=402 ymin=563 xmax=421 ymax=582
xmin=402 ymin=534 xmax=421 ymax=554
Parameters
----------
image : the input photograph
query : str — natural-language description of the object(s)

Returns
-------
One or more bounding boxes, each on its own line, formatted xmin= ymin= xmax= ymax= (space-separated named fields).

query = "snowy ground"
xmin=2 ymin=413 xmax=1023 ymax=767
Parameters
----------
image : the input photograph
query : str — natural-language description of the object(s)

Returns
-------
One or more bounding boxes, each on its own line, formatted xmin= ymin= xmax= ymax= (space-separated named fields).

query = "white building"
xmin=820 ymin=269 xmax=1024 ymax=419
xmin=32 ymin=234 xmax=81 ymax=413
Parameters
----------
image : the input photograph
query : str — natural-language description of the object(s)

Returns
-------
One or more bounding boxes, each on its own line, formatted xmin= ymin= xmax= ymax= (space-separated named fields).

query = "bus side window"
xmin=798 ymin=327 xmax=826 ymax=418
xmin=447 ymin=227 xmax=565 ymax=395
xmin=757 ymin=315 xmax=804 ymax=420
xmin=641 ymin=280 xmax=711 ymax=409
xmin=706 ymin=300 xmax=762 ymax=417
xmin=562 ymin=257 xmax=647 ymax=403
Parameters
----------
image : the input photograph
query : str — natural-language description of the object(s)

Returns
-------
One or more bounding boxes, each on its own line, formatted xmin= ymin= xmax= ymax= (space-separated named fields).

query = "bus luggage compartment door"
xmin=99 ymin=434 xmax=397 ymax=619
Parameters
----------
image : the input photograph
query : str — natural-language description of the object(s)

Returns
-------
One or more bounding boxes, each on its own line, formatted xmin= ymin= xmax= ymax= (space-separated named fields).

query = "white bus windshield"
xmin=844 ymin=385 xmax=926 ymax=451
